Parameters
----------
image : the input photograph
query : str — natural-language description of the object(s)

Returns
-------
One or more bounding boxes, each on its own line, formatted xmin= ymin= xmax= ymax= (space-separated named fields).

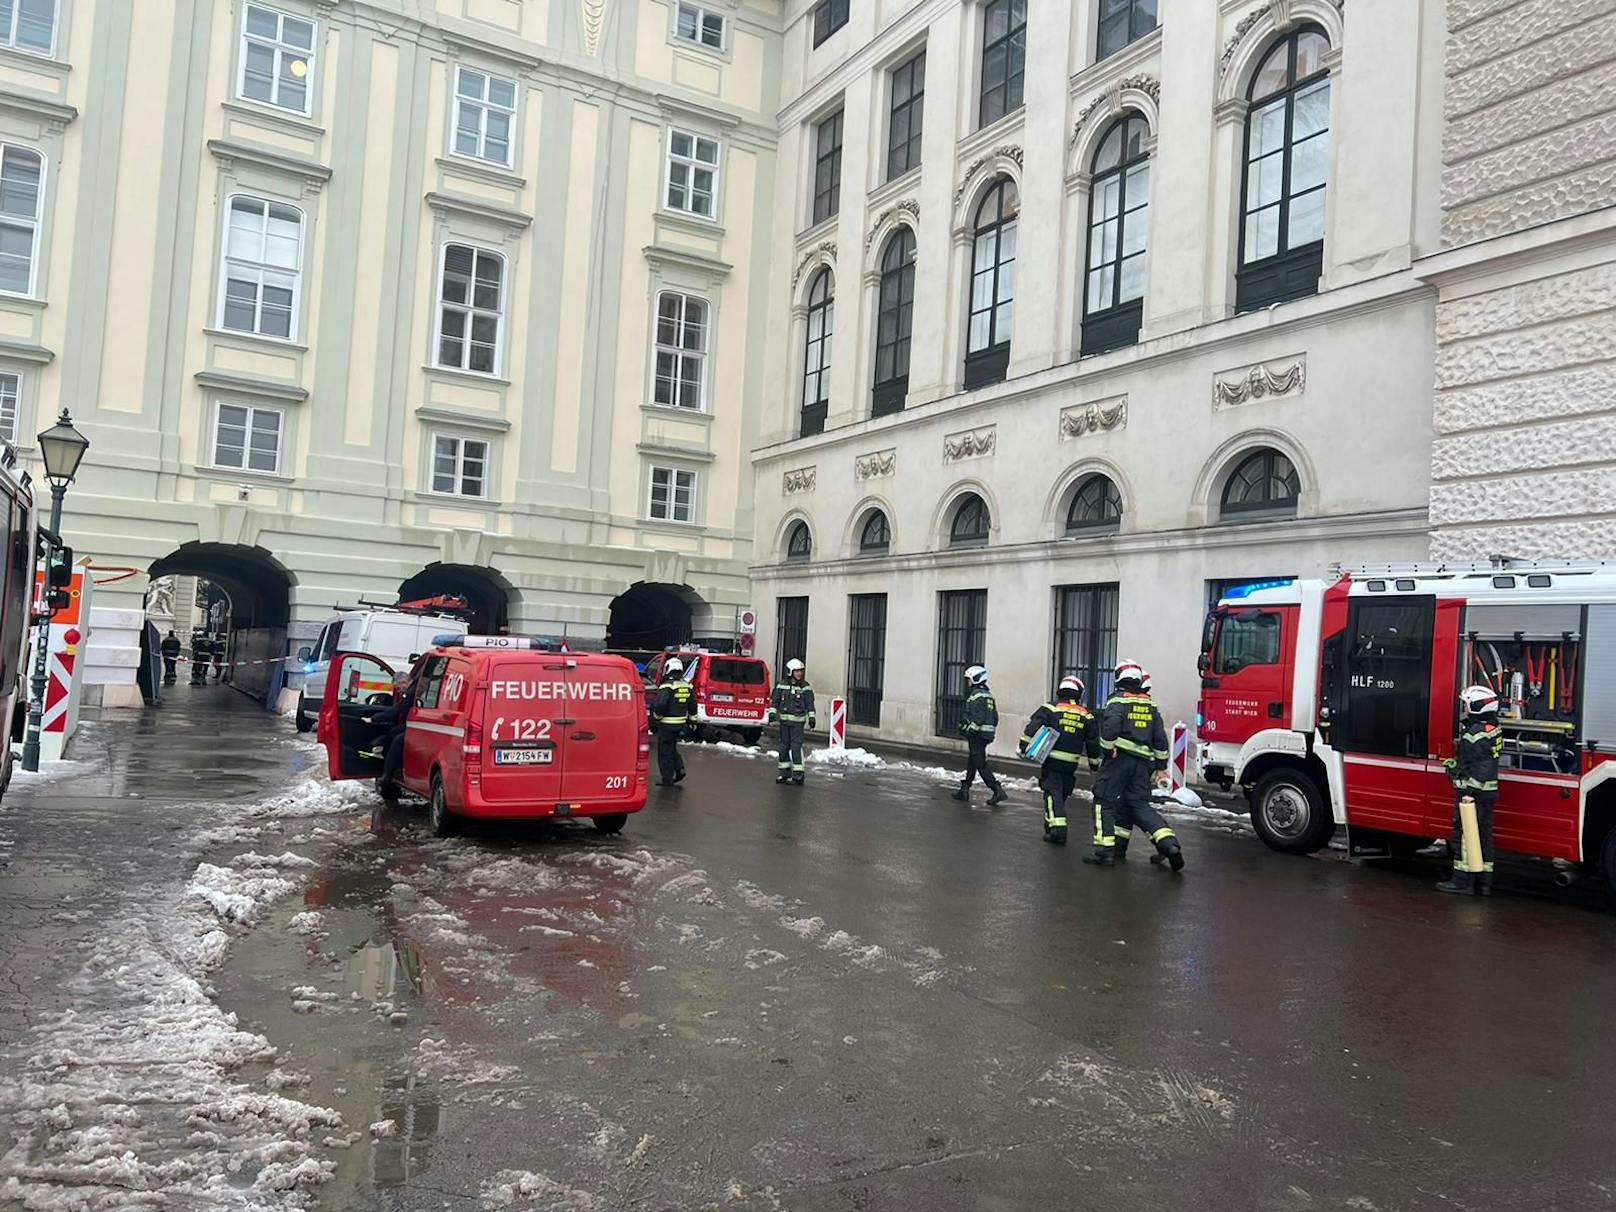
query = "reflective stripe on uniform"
xmin=1150 ymin=827 xmax=1175 ymax=843
xmin=1044 ymin=793 xmax=1066 ymax=829
xmin=778 ymin=714 xmax=810 ymax=723
xmin=1457 ymin=778 xmax=1498 ymax=790
xmin=1093 ymin=801 xmax=1113 ymax=847
xmin=1111 ymin=737 xmax=1155 ymax=759
xmin=1044 ymin=750 xmax=1081 ymax=763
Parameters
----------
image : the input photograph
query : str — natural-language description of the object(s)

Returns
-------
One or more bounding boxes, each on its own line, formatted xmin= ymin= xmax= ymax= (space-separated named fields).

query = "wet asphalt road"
xmin=6 ymin=684 xmax=1616 ymax=1210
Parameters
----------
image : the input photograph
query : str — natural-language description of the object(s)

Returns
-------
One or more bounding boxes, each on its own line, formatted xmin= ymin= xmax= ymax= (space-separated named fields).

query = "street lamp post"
xmin=21 ymin=409 xmax=90 ymax=773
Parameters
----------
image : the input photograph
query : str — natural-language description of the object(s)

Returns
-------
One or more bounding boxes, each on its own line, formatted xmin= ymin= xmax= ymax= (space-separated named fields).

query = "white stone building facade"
xmin=750 ymin=0 xmax=1448 ymax=750
xmin=1420 ymin=0 xmax=1616 ymax=560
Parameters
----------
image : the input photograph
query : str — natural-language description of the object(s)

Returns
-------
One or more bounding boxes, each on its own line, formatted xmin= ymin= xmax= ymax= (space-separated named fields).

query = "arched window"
xmin=859 ymin=510 xmax=891 ymax=555
xmin=964 ymin=177 xmax=1017 ymax=389
xmin=1066 ymin=475 xmax=1123 ymax=535
xmin=872 ymin=229 xmax=916 ymax=417
xmin=1237 ymin=27 xmax=1331 ymax=313
xmin=1220 ymin=448 xmax=1300 ymax=520
xmin=949 ymin=493 xmax=991 ymax=547
xmin=1082 ymin=115 xmax=1150 ymax=355
xmin=785 ymin=520 xmax=812 ymax=562
xmin=801 ymin=267 xmax=833 ymax=437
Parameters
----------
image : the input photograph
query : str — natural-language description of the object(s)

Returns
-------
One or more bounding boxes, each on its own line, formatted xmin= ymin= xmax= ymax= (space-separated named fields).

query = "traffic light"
xmin=46 ymin=546 xmax=72 ymax=613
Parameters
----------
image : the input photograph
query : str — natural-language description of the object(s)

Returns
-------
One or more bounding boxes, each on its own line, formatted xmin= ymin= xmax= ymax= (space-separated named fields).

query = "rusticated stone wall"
xmin=1428 ymin=0 xmax=1616 ymax=560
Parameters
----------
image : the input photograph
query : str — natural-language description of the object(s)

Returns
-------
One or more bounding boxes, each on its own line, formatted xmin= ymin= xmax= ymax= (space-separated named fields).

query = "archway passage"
xmin=397 ymin=564 xmax=512 ymax=636
xmin=606 ymin=583 xmax=697 ymax=662
xmin=146 ymin=543 xmax=295 ymax=706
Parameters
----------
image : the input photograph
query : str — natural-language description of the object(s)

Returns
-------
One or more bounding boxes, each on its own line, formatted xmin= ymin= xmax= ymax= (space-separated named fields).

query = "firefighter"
xmin=1110 ymin=667 xmax=1157 ymax=859
xmin=1088 ymin=659 xmax=1183 ymax=871
xmin=160 ymin=630 xmax=182 ymax=684
xmin=1019 ymin=675 xmax=1101 ymax=844
xmin=1438 ymin=684 xmax=1503 ymax=896
xmin=770 ymin=658 xmax=815 ymax=785
xmin=651 ymin=657 xmax=693 ymax=787
xmin=954 ymin=665 xmax=1006 ymax=805
xmin=189 ymin=631 xmax=209 ymax=684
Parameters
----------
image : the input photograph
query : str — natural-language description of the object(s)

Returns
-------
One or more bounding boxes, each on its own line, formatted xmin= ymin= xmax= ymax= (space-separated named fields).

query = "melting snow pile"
xmin=481 ymin=1169 xmax=603 ymax=1209
xmin=804 ymin=746 xmax=886 ymax=769
xmin=0 ymin=773 xmax=367 ymax=1210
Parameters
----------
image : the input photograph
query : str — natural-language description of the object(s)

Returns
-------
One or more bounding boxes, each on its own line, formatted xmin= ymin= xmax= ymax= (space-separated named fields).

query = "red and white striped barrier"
xmin=828 ymin=697 xmax=846 ymax=750
xmin=1169 ymin=720 xmax=1190 ymax=792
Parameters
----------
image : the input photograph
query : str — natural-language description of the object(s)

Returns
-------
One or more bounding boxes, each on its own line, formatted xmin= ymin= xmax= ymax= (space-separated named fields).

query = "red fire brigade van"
xmin=318 ymin=637 xmax=649 ymax=837
xmin=1198 ymin=563 xmax=1616 ymax=897
xmin=641 ymin=649 xmax=772 ymax=744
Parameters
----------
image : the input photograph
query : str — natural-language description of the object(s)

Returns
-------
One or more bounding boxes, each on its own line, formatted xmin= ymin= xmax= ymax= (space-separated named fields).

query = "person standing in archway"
xmin=651 ymin=657 xmax=692 ymax=787
xmin=160 ymin=630 xmax=182 ymax=684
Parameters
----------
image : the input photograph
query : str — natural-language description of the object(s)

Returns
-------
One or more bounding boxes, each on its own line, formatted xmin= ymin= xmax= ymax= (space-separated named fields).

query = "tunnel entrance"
xmin=146 ymin=543 xmax=294 ymax=707
xmin=397 ymin=563 xmax=512 ymax=636
xmin=606 ymin=583 xmax=700 ymax=664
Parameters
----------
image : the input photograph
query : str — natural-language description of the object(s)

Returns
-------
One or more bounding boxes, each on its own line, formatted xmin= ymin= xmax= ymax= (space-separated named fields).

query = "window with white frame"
xmin=213 ymin=403 xmax=283 ymax=474
xmin=0 ymin=145 xmax=42 ymax=297
xmin=647 ymin=465 xmax=697 ymax=523
xmin=452 ymin=66 xmax=517 ymax=167
xmin=652 ymin=291 xmax=708 ymax=410
xmin=0 ymin=0 xmax=55 ymax=55
xmin=238 ymin=4 xmax=316 ymax=115
xmin=665 ymin=129 xmax=720 ymax=218
xmin=218 ymin=195 xmax=303 ymax=340
xmin=0 ymin=372 xmax=20 ymax=443
xmin=436 ymin=244 xmax=505 ymax=374
xmin=431 ymin=434 xmax=489 ymax=497
xmin=675 ymin=2 xmax=726 ymax=50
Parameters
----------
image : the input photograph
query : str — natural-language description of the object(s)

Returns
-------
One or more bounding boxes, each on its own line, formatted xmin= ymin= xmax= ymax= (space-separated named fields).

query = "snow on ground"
xmin=0 ymin=772 xmax=373 ymax=1210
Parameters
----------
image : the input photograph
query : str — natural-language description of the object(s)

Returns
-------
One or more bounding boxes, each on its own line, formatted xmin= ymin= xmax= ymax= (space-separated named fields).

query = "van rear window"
xmin=708 ymin=658 xmax=766 ymax=685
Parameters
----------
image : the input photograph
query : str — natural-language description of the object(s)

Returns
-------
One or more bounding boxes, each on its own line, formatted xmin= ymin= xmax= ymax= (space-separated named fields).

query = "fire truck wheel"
xmin=592 ymin=814 xmax=628 ymax=835
xmin=740 ymin=729 xmax=762 ymax=747
xmin=1250 ymin=768 xmax=1333 ymax=854
xmin=1601 ymin=827 xmax=1616 ymax=908
xmin=428 ymin=773 xmax=456 ymax=838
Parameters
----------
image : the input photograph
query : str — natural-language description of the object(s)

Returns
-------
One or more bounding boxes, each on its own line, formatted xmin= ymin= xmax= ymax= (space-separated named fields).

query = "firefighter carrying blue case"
xmin=1026 ymin=725 xmax=1058 ymax=764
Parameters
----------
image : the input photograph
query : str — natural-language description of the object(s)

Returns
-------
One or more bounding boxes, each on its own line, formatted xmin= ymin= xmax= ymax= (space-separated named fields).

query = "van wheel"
xmin=740 ymin=729 xmax=762 ymax=747
xmin=1601 ymin=827 xmax=1616 ymax=911
xmin=592 ymin=814 xmax=628 ymax=835
xmin=294 ymin=699 xmax=314 ymax=733
xmin=1250 ymin=768 xmax=1333 ymax=855
xmin=428 ymin=773 xmax=456 ymax=838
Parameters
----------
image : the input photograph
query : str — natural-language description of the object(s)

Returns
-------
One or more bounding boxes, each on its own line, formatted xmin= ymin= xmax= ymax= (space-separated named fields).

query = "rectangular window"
xmin=431 ymin=434 xmax=489 ymax=497
xmin=935 ymin=589 xmax=987 ymax=736
xmin=886 ymin=51 xmax=926 ymax=181
xmin=218 ymin=195 xmax=303 ymax=340
xmin=452 ymin=66 xmax=517 ymax=167
xmin=0 ymin=371 xmax=18 ymax=442
xmin=978 ymin=0 xmax=1026 ymax=128
xmin=415 ymin=655 xmax=449 ymax=708
xmin=436 ymin=244 xmax=504 ymax=374
xmin=652 ymin=291 xmax=708 ymax=410
xmin=238 ymin=3 xmax=315 ymax=115
xmin=811 ymin=109 xmax=843 ymax=225
xmin=0 ymin=144 xmax=42 ymax=297
xmin=847 ymin=593 xmax=887 ymax=727
xmin=776 ymin=596 xmax=809 ymax=672
xmin=665 ymin=129 xmax=721 ymax=218
xmin=1052 ymin=583 xmax=1119 ymax=706
xmin=647 ymin=465 xmax=697 ymax=523
xmin=1213 ymin=611 xmax=1282 ymax=675
xmin=213 ymin=403 xmax=283 ymax=474
xmin=675 ymin=2 xmax=726 ymax=50
xmin=812 ymin=0 xmax=849 ymax=47
xmin=1097 ymin=0 xmax=1157 ymax=60
xmin=0 ymin=0 xmax=54 ymax=55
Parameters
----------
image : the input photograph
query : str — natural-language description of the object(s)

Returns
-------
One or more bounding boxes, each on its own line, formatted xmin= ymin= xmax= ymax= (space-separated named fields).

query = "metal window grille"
xmin=935 ymin=589 xmax=986 ymax=736
xmin=847 ymin=593 xmax=887 ymax=727
xmin=1052 ymin=583 xmax=1119 ymax=707
xmin=776 ymin=596 xmax=809 ymax=672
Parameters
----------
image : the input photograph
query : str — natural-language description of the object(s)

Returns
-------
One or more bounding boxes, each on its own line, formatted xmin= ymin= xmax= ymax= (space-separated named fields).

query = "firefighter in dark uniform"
xmin=1089 ymin=659 xmax=1183 ymax=870
xmin=954 ymin=664 xmax=1006 ymax=805
xmin=1438 ymin=684 xmax=1503 ymax=896
xmin=651 ymin=656 xmax=693 ymax=786
xmin=1110 ymin=667 xmax=1160 ymax=860
xmin=160 ymin=630 xmax=182 ymax=684
xmin=189 ymin=631 xmax=209 ymax=684
xmin=770 ymin=658 xmax=815 ymax=784
xmin=1019 ymin=675 xmax=1102 ymax=844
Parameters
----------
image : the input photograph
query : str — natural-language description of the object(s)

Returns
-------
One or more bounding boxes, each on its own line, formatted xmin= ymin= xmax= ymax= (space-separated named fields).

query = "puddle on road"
xmin=347 ymin=936 xmax=433 ymax=1001
xmin=370 ymin=1070 xmax=444 ymax=1188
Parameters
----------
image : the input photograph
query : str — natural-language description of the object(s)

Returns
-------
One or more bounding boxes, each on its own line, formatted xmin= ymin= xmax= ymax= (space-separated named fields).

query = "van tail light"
xmin=465 ymin=710 xmax=484 ymax=765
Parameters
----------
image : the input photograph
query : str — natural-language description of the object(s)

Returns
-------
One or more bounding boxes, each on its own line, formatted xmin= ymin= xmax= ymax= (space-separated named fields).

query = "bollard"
xmin=1170 ymin=720 xmax=1190 ymax=792
xmin=828 ymin=697 xmax=846 ymax=750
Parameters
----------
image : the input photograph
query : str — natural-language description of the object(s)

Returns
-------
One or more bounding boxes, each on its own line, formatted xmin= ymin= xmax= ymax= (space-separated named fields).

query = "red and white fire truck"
xmin=1197 ymin=563 xmax=1616 ymax=893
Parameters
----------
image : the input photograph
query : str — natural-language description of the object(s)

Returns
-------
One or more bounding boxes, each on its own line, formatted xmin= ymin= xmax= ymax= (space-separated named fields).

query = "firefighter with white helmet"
xmin=1019 ymin=674 xmax=1101 ymax=843
xmin=954 ymin=664 xmax=1006 ymax=806
xmin=770 ymin=658 xmax=816 ymax=784
xmin=1110 ymin=666 xmax=1154 ymax=859
xmin=651 ymin=655 xmax=693 ymax=786
xmin=1438 ymin=684 xmax=1503 ymax=896
xmin=1089 ymin=659 xmax=1183 ymax=871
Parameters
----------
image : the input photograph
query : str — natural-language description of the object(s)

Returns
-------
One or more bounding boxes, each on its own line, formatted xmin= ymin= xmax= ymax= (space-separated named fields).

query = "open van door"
xmin=318 ymin=652 xmax=396 ymax=780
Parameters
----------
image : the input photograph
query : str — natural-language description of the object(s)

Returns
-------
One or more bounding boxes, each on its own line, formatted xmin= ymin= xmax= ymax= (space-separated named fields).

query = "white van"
xmin=293 ymin=608 xmax=470 ymax=732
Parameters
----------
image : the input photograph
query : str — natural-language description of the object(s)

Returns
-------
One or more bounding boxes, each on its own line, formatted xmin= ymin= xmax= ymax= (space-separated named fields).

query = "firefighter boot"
xmin=1082 ymin=849 xmax=1115 ymax=867
xmin=1043 ymin=794 xmax=1067 ymax=844
xmin=1477 ymin=871 xmax=1494 ymax=897
xmin=776 ymin=770 xmax=791 ymax=784
xmin=1435 ymin=870 xmax=1475 ymax=895
xmin=1149 ymin=836 xmax=1185 ymax=873
xmin=1113 ymin=829 xmax=1131 ymax=862
xmin=987 ymin=787 xmax=1007 ymax=806
xmin=951 ymin=782 xmax=969 ymax=801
